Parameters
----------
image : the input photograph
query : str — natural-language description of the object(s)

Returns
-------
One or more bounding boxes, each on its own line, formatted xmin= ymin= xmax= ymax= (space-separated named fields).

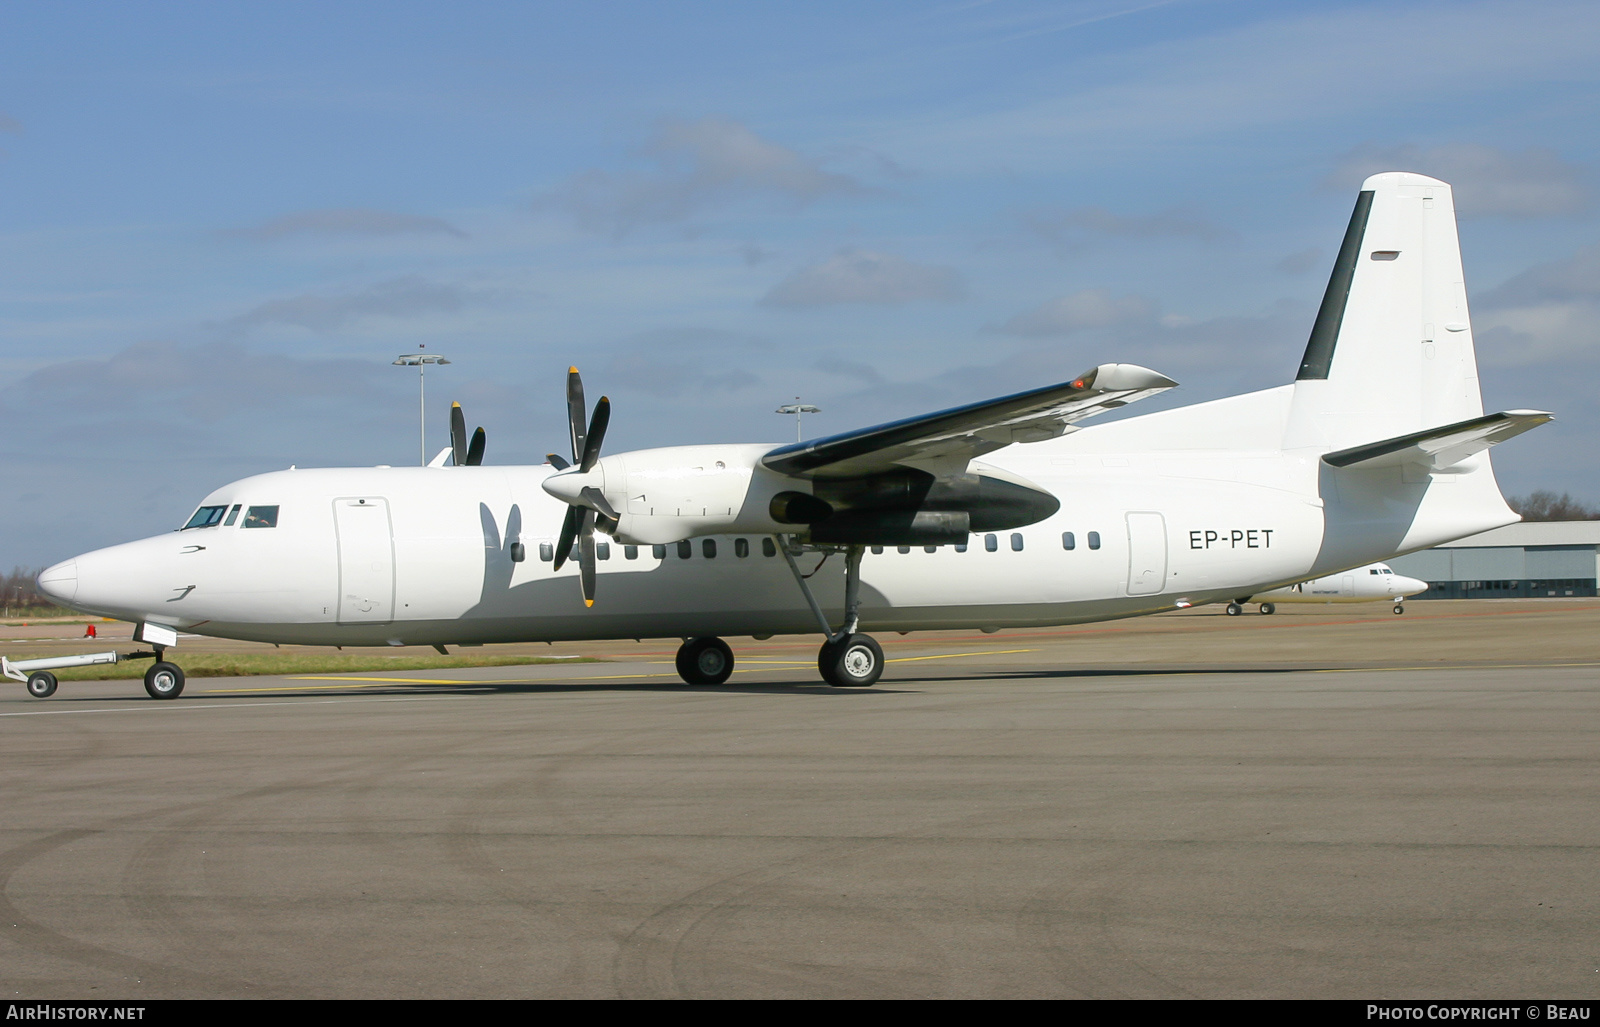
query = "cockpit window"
xmin=183 ymin=505 xmax=228 ymax=530
xmin=223 ymin=504 xmax=241 ymax=526
xmin=242 ymin=505 xmax=279 ymax=528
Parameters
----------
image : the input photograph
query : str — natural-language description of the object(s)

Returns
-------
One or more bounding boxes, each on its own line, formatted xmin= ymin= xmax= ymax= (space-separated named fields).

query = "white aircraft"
xmin=1229 ymin=562 xmax=1429 ymax=616
xmin=20 ymin=172 xmax=1551 ymax=700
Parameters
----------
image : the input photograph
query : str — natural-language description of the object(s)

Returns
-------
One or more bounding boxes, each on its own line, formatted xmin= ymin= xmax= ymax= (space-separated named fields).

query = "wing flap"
xmin=1321 ymin=410 xmax=1553 ymax=471
xmin=761 ymin=363 xmax=1177 ymax=479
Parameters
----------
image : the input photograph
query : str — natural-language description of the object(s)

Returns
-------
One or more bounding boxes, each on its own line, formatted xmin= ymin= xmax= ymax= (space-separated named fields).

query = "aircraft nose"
xmin=37 ymin=559 xmax=78 ymax=604
xmin=1400 ymin=576 xmax=1428 ymax=596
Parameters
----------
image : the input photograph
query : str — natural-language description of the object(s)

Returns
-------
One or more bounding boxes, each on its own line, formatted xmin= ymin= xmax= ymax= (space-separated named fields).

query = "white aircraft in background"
xmin=19 ymin=172 xmax=1551 ymax=700
xmin=1229 ymin=562 xmax=1429 ymax=616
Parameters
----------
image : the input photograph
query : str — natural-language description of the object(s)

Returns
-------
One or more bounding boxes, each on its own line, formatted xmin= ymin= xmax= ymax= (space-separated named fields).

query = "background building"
xmin=1388 ymin=522 xmax=1600 ymax=599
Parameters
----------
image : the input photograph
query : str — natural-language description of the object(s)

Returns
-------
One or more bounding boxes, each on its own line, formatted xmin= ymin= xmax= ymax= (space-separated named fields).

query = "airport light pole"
xmin=776 ymin=398 xmax=820 ymax=443
xmin=393 ymin=347 xmax=451 ymax=466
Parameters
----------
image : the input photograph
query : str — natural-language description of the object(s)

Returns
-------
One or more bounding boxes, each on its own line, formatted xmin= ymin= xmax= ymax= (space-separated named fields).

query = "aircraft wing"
xmin=1321 ymin=410 xmax=1553 ymax=471
xmin=761 ymin=363 xmax=1177 ymax=479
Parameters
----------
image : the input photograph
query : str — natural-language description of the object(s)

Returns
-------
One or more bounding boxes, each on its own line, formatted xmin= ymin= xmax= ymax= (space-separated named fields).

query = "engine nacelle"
xmin=598 ymin=444 xmax=804 ymax=545
xmin=568 ymin=441 xmax=1062 ymax=548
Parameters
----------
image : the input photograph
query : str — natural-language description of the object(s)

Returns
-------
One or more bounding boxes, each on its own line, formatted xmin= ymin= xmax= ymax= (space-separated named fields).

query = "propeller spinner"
xmin=542 ymin=367 xmax=613 ymax=606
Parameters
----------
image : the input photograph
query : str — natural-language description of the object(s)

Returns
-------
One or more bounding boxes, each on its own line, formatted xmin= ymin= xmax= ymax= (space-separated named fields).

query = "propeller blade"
xmin=466 ymin=427 xmax=486 ymax=466
xmin=579 ymin=397 xmax=610 ymax=472
xmin=566 ymin=367 xmax=587 ymax=466
xmin=552 ymin=504 xmax=581 ymax=572
xmin=450 ymin=402 xmax=468 ymax=467
xmin=579 ymin=485 xmax=618 ymax=520
xmin=546 ymin=453 xmax=571 ymax=471
xmin=579 ymin=509 xmax=597 ymax=606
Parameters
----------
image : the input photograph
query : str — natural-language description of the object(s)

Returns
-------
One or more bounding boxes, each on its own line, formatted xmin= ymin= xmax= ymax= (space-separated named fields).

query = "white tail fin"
xmin=1284 ymin=173 xmax=1485 ymax=451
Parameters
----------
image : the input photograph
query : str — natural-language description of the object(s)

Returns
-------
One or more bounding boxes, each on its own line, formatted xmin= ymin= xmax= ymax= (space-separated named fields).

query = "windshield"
xmin=182 ymin=505 xmax=228 ymax=530
xmin=242 ymin=505 xmax=279 ymax=528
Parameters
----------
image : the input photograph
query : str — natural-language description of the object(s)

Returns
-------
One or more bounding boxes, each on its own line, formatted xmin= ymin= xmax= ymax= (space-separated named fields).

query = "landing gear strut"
xmin=777 ymin=537 xmax=884 ymax=688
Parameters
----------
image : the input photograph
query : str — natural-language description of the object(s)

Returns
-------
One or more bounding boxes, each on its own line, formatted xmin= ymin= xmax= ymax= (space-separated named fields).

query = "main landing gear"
xmin=675 ymin=636 xmax=734 ymax=685
xmin=666 ymin=537 xmax=886 ymax=689
xmin=1225 ymin=600 xmax=1274 ymax=615
xmin=780 ymin=538 xmax=884 ymax=688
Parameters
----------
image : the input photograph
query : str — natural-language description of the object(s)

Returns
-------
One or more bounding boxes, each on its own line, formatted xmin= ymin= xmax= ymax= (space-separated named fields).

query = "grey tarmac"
xmin=2 ymin=600 xmax=1598 ymax=999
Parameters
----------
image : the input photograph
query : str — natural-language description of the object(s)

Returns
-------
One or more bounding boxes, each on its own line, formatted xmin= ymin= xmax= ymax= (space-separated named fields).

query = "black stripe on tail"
xmin=1297 ymin=189 xmax=1374 ymax=381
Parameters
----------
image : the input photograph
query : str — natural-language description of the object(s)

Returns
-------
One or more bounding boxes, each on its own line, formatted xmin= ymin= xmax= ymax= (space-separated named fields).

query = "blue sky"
xmin=2 ymin=0 xmax=1598 ymax=568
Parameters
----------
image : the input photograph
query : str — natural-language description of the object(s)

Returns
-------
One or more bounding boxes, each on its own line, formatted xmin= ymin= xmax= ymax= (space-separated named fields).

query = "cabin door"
xmin=335 ymin=497 xmax=395 ymax=624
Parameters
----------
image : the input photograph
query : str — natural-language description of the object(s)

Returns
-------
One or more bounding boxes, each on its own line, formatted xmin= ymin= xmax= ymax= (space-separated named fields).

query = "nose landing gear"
xmin=143 ymin=658 xmax=186 ymax=699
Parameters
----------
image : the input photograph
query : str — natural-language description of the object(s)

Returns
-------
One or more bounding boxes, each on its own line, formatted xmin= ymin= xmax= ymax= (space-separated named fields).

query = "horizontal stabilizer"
xmin=763 ymin=363 xmax=1176 ymax=479
xmin=1321 ymin=410 xmax=1552 ymax=472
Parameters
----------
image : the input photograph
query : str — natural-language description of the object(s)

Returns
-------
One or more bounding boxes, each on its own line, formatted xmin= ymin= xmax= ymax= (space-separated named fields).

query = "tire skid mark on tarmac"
xmin=1016 ymin=848 xmax=1199 ymax=1000
xmin=116 ymin=781 xmax=350 ymax=999
xmin=0 ymin=798 xmax=280 ymax=997
xmin=444 ymin=725 xmax=690 ymax=996
xmin=612 ymin=830 xmax=968 ymax=999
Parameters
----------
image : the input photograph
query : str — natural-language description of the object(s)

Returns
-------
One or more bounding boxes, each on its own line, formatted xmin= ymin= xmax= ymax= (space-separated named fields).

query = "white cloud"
xmin=1018 ymin=205 xmax=1230 ymax=254
xmin=1329 ymin=144 xmax=1589 ymax=217
xmin=1000 ymin=289 xmax=1156 ymax=336
xmin=539 ymin=118 xmax=867 ymax=237
xmin=1473 ymin=245 xmax=1600 ymax=365
xmin=224 ymin=208 xmax=468 ymax=240
xmin=222 ymin=276 xmax=469 ymax=332
xmin=1276 ymin=248 xmax=1323 ymax=275
xmin=878 ymin=1 xmax=1600 ymax=172
xmin=761 ymin=250 xmax=965 ymax=307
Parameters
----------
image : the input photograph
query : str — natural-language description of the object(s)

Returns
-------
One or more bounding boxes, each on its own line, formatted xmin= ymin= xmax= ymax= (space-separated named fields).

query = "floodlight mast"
xmin=775 ymin=398 xmax=821 ymax=442
xmin=392 ymin=347 xmax=451 ymax=466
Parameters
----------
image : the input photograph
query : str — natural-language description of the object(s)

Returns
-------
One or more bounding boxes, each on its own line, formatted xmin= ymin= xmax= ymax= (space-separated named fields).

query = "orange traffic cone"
xmin=83 ymin=623 xmax=97 ymax=639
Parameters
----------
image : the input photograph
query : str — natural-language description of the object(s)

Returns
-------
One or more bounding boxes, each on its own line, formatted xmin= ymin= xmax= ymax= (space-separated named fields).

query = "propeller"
xmin=449 ymin=402 xmax=487 ymax=466
xmin=543 ymin=367 xmax=613 ymax=606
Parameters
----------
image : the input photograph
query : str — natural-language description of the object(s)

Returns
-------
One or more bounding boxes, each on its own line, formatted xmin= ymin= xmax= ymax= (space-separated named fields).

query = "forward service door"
xmin=335 ymin=497 xmax=395 ymax=624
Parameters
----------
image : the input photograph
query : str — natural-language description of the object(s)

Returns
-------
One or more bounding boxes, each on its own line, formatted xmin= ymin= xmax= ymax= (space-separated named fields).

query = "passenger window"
xmin=735 ymin=538 xmax=749 ymax=558
xmin=954 ymin=542 xmax=968 ymax=553
xmin=871 ymin=545 xmax=884 ymax=555
xmin=653 ymin=544 xmax=667 ymax=560
xmin=183 ymin=505 xmax=228 ymax=530
xmin=625 ymin=545 xmax=639 ymax=560
xmin=677 ymin=540 xmax=692 ymax=559
xmin=897 ymin=545 xmax=910 ymax=554
xmin=1011 ymin=533 xmax=1024 ymax=551
xmin=597 ymin=542 xmax=610 ymax=560
xmin=762 ymin=538 xmax=777 ymax=558
xmin=539 ymin=542 xmax=554 ymax=562
xmin=984 ymin=534 xmax=998 ymax=552
xmin=223 ymin=504 xmax=241 ymax=526
xmin=242 ymin=505 xmax=279 ymax=529
xmin=1088 ymin=531 xmax=1101 ymax=550
xmin=1062 ymin=532 xmax=1075 ymax=550
xmin=703 ymin=539 xmax=717 ymax=559
xmin=924 ymin=546 xmax=937 ymax=554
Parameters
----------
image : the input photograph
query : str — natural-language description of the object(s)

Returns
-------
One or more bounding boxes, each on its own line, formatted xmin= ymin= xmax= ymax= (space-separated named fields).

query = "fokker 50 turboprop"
xmin=18 ymin=173 xmax=1550 ymax=700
